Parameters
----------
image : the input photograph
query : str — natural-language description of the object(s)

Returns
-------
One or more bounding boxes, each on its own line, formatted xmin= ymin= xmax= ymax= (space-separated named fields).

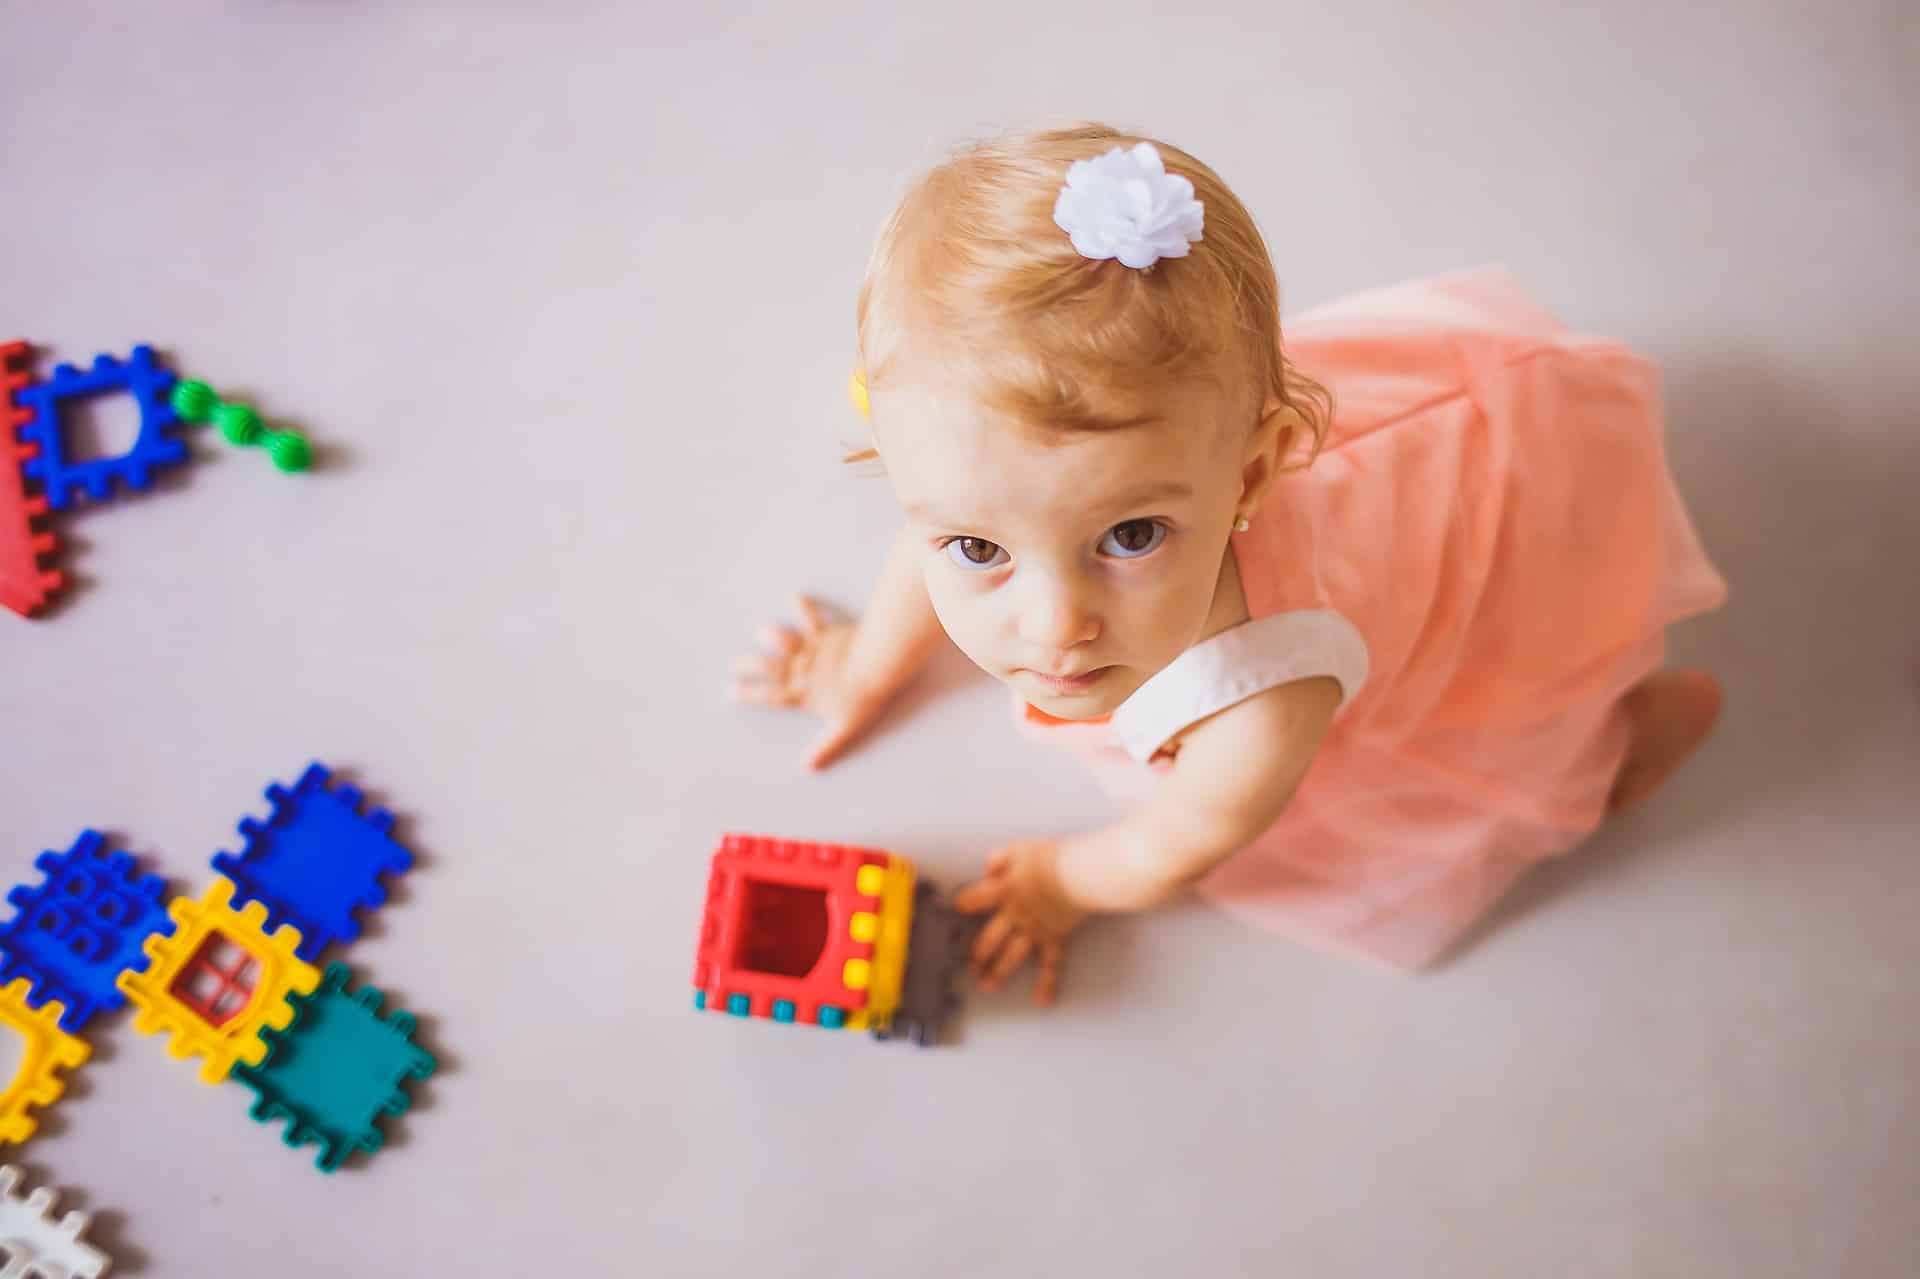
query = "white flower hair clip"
xmin=1052 ymin=142 xmax=1205 ymax=270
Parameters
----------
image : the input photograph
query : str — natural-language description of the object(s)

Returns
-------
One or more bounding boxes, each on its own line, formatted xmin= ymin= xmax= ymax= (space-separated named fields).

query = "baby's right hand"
xmin=729 ymin=594 xmax=890 ymax=770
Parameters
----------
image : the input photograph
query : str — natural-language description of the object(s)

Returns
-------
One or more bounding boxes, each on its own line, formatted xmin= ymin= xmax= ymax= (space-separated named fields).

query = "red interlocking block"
xmin=0 ymin=341 xmax=62 ymax=618
xmin=692 ymin=833 xmax=888 ymax=1028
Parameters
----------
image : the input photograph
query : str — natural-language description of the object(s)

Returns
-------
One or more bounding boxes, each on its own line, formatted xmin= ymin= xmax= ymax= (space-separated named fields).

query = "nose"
xmin=1015 ymin=574 xmax=1100 ymax=655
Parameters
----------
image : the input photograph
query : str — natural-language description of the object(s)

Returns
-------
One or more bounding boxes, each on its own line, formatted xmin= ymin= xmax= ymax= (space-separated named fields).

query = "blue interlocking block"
xmin=211 ymin=763 xmax=414 ymax=963
xmin=13 ymin=344 xmax=186 ymax=508
xmin=0 ymin=830 xmax=172 ymax=1032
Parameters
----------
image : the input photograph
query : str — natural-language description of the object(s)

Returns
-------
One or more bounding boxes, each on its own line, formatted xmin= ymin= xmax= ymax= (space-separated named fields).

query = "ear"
xmin=1237 ymin=395 xmax=1290 ymax=513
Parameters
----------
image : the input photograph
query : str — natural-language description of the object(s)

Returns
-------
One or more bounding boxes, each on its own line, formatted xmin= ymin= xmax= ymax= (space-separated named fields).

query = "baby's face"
xmin=872 ymin=381 xmax=1248 ymax=719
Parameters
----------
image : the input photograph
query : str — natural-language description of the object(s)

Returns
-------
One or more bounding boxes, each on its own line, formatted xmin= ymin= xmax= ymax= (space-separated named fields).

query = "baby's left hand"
xmin=953 ymin=839 xmax=1087 ymax=1005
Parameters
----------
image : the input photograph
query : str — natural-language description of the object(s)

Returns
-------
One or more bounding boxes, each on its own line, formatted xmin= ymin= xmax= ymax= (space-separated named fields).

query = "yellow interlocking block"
xmin=847 ymin=854 xmax=916 ymax=1033
xmin=116 ymin=877 xmax=322 ymax=1085
xmin=0 ymin=979 xmax=89 ymax=1146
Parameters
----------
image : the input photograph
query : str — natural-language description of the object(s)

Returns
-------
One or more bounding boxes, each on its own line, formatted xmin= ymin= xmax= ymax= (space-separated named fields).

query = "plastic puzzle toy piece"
xmin=169 ymin=378 xmax=311 ymax=473
xmin=846 ymin=854 xmax=916 ymax=1034
xmin=0 ymin=342 xmax=62 ymax=619
xmin=116 ymin=877 xmax=320 ymax=1085
xmin=168 ymin=933 xmax=260 ymax=1027
xmin=233 ymin=962 xmax=436 ymax=1173
xmin=12 ymin=344 xmax=186 ymax=509
xmin=211 ymin=401 xmax=264 ymax=446
xmin=0 ymin=980 xmax=88 ymax=1146
xmin=874 ymin=882 xmax=977 ymax=1049
xmin=209 ymin=763 xmax=413 ymax=963
xmin=692 ymin=834 xmax=889 ymax=1029
xmin=265 ymin=431 xmax=311 ymax=473
xmin=0 ymin=831 xmax=171 ymax=1033
xmin=0 ymin=1165 xmax=110 ymax=1278
xmin=169 ymin=379 xmax=218 ymax=424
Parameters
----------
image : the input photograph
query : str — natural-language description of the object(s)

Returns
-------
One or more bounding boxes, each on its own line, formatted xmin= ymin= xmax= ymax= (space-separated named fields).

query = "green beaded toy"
xmin=172 ymin=378 xmax=218 ymax=422
xmin=213 ymin=401 xmax=264 ymax=446
xmin=170 ymin=379 xmax=312 ymax=473
xmin=266 ymin=431 xmax=311 ymax=472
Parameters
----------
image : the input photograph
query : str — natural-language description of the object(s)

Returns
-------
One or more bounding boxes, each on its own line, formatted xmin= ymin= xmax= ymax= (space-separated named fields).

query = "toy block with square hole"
xmin=0 ymin=979 xmax=89 ymax=1147
xmin=0 ymin=341 xmax=62 ymax=618
xmin=116 ymin=877 xmax=321 ymax=1085
xmin=0 ymin=830 xmax=171 ymax=1032
xmin=11 ymin=344 xmax=186 ymax=509
xmin=233 ymin=962 xmax=436 ymax=1173
xmin=693 ymin=833 xmax=904 ymax=1030
xmin=210 ymin=762 xmax=413 ymax=963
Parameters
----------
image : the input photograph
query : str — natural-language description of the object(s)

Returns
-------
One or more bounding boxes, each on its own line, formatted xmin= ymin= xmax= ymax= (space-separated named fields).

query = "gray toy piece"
xmin=874 ymin=882 xmax=977 ymax=1048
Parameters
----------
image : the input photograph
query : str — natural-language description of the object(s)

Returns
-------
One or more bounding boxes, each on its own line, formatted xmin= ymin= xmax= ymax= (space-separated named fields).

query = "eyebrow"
xmin=903 ymin=480 xmax=1194 ymax=526
xmin=1103 ymin=480 xmax=1194 ymax=509
xmin=902 ymin=500 xmax=970 ymax=524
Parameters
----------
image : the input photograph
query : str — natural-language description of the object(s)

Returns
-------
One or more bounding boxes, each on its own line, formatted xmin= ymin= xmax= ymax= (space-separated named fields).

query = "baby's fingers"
xmin=730 ymin=655 xmax=796 ymax=707
xmin=970 ymin=911 xmax=1016 ymax=975
xmin=981 ymin=934 xmax=1033 ymax=992
xmin=1033 ymin=940 xmax=1064 ymax=1006
xmin=805 ymin=714 xmax=866 ymax=770
xmin=758 ymin=623 xmax=802 ymax=656
xmin=792 ymin=594 xmax=834 ymax=635
xmin=732 ymin=654 xmax=784 ymax=679
xmin=951 ymin=876 xmax=1007 ymax=915
xmin=731 ymin=679 xmax=794 ymax=707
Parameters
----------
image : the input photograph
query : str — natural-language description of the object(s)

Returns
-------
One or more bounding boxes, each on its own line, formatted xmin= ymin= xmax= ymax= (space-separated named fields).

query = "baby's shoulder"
xmin=1162 ymin=673 xmax=1342 ymax=763
xmin=1114 ymin=609 xmax=1370 ymax=766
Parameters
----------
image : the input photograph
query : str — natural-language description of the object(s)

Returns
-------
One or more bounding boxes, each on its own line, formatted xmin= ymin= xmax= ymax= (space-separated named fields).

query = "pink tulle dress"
xmin=1016 ymin=266 xmax=1728 ymax=969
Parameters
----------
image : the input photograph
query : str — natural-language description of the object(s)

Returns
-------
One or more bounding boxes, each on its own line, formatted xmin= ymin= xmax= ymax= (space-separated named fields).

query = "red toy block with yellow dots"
xmin=693 ymin=833 xmax=918 ymax=1032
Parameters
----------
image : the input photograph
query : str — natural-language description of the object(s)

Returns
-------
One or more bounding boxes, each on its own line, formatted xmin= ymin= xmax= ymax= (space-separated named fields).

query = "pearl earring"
xmin=1234 ymin=515 xmax=1251 ymax=533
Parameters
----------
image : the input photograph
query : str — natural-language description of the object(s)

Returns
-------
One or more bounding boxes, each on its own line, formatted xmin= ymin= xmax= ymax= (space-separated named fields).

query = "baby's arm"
xmin=1056 ymin=674 xmax=1343 ymax=910
xmin=731 ymin=527 xmax=945 ymax=768
xmin=958 ymin=674 xmax=1342 ymax=1000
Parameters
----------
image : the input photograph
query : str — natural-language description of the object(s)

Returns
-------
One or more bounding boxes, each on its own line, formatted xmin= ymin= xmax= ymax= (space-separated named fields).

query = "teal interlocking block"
xmin=232 ymin=962 xmax=435 ymax=1173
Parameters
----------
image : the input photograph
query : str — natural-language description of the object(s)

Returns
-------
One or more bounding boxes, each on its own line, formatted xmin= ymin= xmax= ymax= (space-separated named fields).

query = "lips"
xmin=1025 ymin=666 xmax=1110 ymax=694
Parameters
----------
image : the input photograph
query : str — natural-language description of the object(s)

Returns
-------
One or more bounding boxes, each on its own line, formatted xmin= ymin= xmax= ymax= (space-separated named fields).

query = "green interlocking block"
xmin=233 ymin=962 xmax=436 ymax=1173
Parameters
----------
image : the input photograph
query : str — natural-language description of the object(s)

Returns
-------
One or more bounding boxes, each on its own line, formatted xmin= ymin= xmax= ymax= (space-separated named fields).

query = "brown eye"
xmin=1100 ymin=519 xmax=1166 ymax=559
xmin=946 ymin=537 xmax=1008 ymax=570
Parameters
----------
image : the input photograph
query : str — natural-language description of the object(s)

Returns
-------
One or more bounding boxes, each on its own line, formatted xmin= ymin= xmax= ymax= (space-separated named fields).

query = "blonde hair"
xmin=850 ymin=122 xmax=1330 ymax=463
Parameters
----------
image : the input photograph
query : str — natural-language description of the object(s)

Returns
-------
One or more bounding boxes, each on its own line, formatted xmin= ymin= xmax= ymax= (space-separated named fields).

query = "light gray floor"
xmin=1 ymin=3 xmax=1914 ymax=1275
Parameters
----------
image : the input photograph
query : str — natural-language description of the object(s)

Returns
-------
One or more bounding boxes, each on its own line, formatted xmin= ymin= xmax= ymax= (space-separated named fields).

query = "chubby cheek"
xmin=923 ymin=579 xmax=1007 ymax=673
xmin=1120 ymin=560 xmax=1216 ymax=664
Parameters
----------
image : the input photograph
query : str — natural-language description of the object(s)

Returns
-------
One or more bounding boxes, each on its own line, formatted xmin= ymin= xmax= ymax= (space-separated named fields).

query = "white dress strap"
xmin=1108 ymin=608 xmax=1370 ymax=764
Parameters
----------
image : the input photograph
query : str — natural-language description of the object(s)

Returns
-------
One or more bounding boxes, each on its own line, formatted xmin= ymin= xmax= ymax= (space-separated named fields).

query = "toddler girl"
xmin=730 ymin=124 xmax=1727 ymax=999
